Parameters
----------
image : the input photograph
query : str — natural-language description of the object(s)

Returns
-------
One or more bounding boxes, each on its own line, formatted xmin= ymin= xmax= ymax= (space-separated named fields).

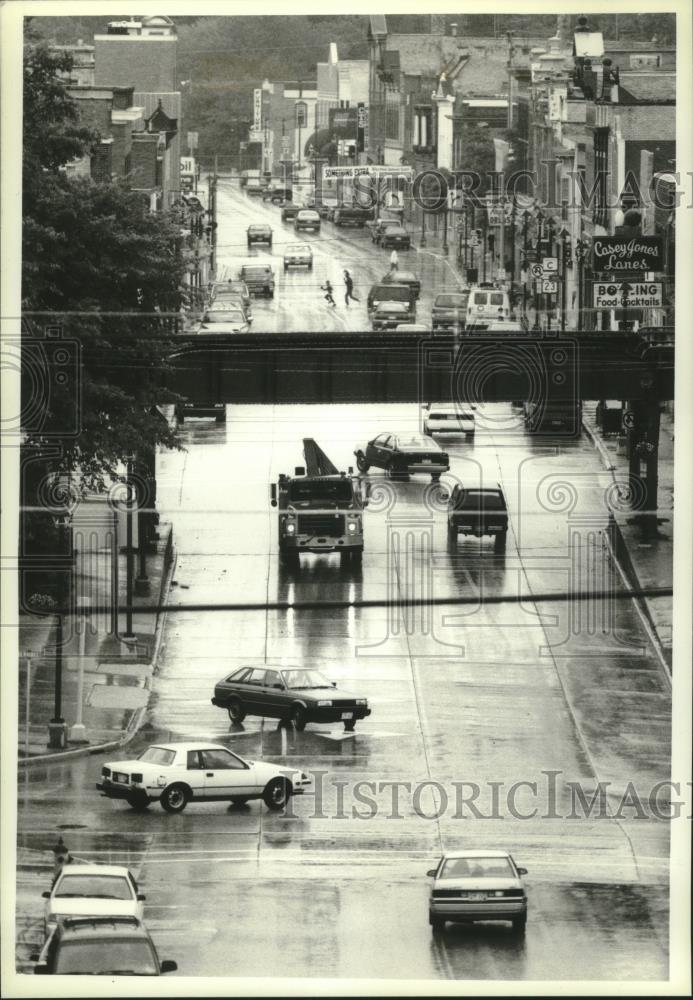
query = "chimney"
xmin=430 ymin=14 xmax=446 ymax=35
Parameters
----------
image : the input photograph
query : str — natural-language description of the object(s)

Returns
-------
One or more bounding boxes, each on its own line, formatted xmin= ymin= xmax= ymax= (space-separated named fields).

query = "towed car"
xmin=423 ymin=403 xmax=475 ymax=438
xmin=239 ymin=264 xmax=275 ymax=298
xmin=427 ymin=851 xmax=528 ymax=934
xmin=210 ymin=279 xmax=251 ymax=315
xmin=198 ymin=309 xmax=250 ymax=334
xmin=432 ymin=291 xmax=470 ymax=332
xmin=97 ymin=742 xmax=310 ymax=813
xmin=34 ymin=916 xmax=177 ymax=976
xmin=355 ymin=432 xmax=449 ymax=481
xmin=372 ymin=301 xmax=412 ymax=331
xmin=381 ymin=269 xmax=421 ymax=299
xmin=212 ymin=666 xmax=371 ymax=732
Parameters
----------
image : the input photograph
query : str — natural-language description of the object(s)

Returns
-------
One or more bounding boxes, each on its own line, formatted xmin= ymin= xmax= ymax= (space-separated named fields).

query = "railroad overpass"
xmin=168 ymin=328 xmax=674 ymax=406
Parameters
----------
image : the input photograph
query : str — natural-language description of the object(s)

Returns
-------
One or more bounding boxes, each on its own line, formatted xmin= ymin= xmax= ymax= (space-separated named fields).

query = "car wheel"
xmin=263 ymin=776 xmax=292 ymax=811
xmin=356 ymin=452 xmax=370 ymax=473
xmin=512 ymin=914 xmax=527 ymax=935
xmin=344 ymin=720 xmax=356 ymax=732
xmin=429 ymin=914 xmax=445 ymax=931
xmin=160 ymin=783 xmax=189 ymax=814
xmin=227 ymin=699 xmax=246 ymax=723
xmin=494 ymin=531 xmax=507 ymax=554
xmin=290 ymin=704 xmax=307 ymax=731
xmin=127 ymin=791 xmax=150 ymax=811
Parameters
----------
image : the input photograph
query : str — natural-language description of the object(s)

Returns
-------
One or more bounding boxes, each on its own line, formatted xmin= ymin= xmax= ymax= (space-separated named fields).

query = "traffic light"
xmin=563 ymin=243 xmax=573 ymax=266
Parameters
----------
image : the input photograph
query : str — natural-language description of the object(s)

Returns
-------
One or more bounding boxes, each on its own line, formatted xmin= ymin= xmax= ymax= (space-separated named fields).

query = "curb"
xmin=18 ymin=534 xmax=177 ymax=768
xmin=581 ymin=418 xmax=672 ymax=682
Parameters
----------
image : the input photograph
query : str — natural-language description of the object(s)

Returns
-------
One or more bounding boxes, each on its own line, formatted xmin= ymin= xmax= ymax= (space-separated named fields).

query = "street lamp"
xmin=48 ymin=513 xmax=71 ymax=749
xmin=123 ymin=457 xmax=136 ymax=642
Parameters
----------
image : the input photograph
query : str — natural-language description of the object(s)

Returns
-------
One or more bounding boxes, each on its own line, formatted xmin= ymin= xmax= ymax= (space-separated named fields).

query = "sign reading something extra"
xmin=592 ymin=236 xmax=663 ymax=272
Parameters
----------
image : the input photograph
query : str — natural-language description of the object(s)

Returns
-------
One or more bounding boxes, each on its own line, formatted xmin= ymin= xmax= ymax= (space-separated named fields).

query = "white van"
xmin=466 ymin=284 xmax=513 ymax=324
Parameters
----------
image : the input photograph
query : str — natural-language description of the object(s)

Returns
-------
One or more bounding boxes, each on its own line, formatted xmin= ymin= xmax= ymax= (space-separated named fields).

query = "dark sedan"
xmin=212 ymin=667 xmax=371 ymax=732
xmin=247 ymin=224 xmax=272 ymax=248
xmin=355 ymin=433 xmax=449 ymax=481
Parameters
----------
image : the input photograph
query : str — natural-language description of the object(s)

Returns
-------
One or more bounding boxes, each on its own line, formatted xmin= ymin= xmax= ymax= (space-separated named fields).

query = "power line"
xmin=19 ymin=587 xmax=673 ymax=619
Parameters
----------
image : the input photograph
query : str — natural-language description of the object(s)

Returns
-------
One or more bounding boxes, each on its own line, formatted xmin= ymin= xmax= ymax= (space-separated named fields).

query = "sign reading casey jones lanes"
xmin=592 ymin=236 xmax=663 ymax=272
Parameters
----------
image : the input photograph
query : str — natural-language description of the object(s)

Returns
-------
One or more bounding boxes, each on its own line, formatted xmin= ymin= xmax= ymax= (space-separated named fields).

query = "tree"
xmin=22 ymin=43 xmax=187 ymax=495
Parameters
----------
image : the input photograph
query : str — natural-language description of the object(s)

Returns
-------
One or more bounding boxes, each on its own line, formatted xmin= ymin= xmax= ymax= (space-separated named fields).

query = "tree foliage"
xmin=22 ymin=43 xmax=187 ymax=493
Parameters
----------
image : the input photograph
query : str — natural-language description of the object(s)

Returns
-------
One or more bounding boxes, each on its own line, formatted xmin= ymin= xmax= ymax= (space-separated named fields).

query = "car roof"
xmin=441 ymin=850 xmax=513 ymax=859
xmin=55 ymin=864 xmax=132 ymax=878
xmin=140 ymin=741 xmax=230 ymax=753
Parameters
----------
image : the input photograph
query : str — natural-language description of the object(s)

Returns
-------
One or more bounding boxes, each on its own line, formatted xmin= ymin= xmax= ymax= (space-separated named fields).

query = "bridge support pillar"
xmin=625 ymin=399 xmax=661 ymax=540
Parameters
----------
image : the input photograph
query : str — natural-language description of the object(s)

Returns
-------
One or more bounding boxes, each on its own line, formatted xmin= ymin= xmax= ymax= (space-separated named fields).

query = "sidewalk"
xmin=18 ymin=523 xmax=175 ymax=763
xmin=582 ymin=403 xmax=674 ymax=672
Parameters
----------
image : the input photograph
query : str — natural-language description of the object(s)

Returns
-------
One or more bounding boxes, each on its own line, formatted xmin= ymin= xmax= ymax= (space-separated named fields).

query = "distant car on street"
xmin=367 ymin=281 xmax=416 ymax=318
xmin=423 ymin=403 xmax=476 ymax=438
xmin=427 ymin=850 xmax=528 ymax=933
xmin=379 ymin=224 xmax=411 ymax=250
xmin=281 ymin=204 xmax=300 ymax=223
xmin=333 ymin=205 xmax=369 ymax=228
xmin=42 ymin=865 xmax=145 ymax=936
xmin=283 ymin=243 xmax=313 ymax=270
xmin=247 ymin=223 xmax=273 ymax=248
xmin=33 ymin=916 xmax=178 ymax=976
xmin=210 ymin=279 xmax=251 ymax=315
xmin=97 ymin=742 xmax=310 ymax=813
xmin=381 ymin=269 xmax=421 ymax=299
xmin=245 ymin=180 xmax=265 ymax=197
xmin=368 ymin=217 xmax=401 ymax=243
xmin=263 ymin=186 xmax=292 ymax=204
xmin=432 ymin=291 xmax=470 ymax=333
xmin=212 ymin=666 xmax=371 ymax=732
xmin=294 ymin=209 xmax=321 ymax=233
xmin=355 ymin=432 xmax=449 ymax=481
xmin=207 ymin=293 xmax=251 ymax=323
xmin=371 ymin=300 xmax=412 ymax=331
xmin=466 ymin=283 xmax=513 ymax=324
xmin=447 ymin=483 xmax=508 ymax=551
xmin=239 ymin=263 xmax=275 ymax=298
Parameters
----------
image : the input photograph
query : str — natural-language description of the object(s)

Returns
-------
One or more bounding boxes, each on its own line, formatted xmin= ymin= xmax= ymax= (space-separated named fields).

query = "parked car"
xmin=281 ymin=204 xmax=300 ymax=223
xmin=355 ymin=433 xmax=449 ymax=481
xmin=198 ymin=309 xmax=250 ymax=334
xmin=333 ymin=205 xmax=369 ymax=228
xmin=239 ymin=264 xmax=275 ymax=298
xmin=96 ymin=742 xmax=310 ymax=813
xmin=247 ymin=224 xmax=272 ymax=248
xmin=210 ymin=279 xmax=251 ymax=315
xmin=367 ymin=281 xmax=416 ymax=317
xmin=283 ymin=243 xmax=313 ymax=270
xmin=381 ymin=270 xmax=421 ymax=299
xmin=294 ymin=209 xmax=321 ymax=233
xmin=432 ymin=291 xmax=470 ymax=333
xmin=427 ymin=850 xmax=528 ymax=934
xmin=423 ymin=403 xmax=476 ymax=438
xmin=33 ymin=916 xmax=177 ymax=976
xmin=380 ymin=224 xmax=411 ymax=250
xmin=466 ymin=283 xmax=513 ymax=324
xmin=42 ymin=865 xmax=145 ymax=936
xmin=371 ymin=301 xmax=413 ymax=332
xmin=207 ymin=293 xmax=252 ymax=323
xmin=447 ymin=483 xmax=508 ymax=551
xmin=212 ymin=666 xmax=371 ymax=732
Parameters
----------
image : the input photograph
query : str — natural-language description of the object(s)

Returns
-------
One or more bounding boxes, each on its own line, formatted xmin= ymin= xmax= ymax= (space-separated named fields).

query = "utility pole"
xmin=123 ymin=457 xmax=136 ymax=642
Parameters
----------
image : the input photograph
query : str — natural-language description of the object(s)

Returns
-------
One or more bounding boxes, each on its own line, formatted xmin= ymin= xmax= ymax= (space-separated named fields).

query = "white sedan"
xmin=96 ymin=742 xmax=310 ymax=813
xmin=423 ymin=403 xmax=476 ymax=438
xmin=42 ymin=864 xmax=144 ymax=936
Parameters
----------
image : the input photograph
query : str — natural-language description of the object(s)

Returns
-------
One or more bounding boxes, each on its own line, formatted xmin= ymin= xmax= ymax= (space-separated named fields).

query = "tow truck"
xmin=271 ymin=439 xmax=368 ymax=570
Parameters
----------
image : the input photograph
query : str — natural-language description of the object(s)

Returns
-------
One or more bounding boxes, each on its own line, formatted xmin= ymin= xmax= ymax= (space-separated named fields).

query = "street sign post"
xmin=542 ymin=279 xmax=558 ymax=294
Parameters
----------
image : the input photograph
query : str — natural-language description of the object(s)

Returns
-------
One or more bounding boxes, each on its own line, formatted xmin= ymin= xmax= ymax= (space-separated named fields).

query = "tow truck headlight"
xmin=317 ymin=700 xmax=333 ymax=707
xmin=347 ymin=521 xmax=357 ymax=533
xmin=286 ymin=523 xmax=296 ymax=534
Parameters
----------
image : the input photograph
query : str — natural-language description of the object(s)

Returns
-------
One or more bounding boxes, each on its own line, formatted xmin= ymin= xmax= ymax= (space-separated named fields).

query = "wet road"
xmin=16 ymin=402 xmax=671 ymax=980
xmin=213 ymin=178 xmax=459 ymax=331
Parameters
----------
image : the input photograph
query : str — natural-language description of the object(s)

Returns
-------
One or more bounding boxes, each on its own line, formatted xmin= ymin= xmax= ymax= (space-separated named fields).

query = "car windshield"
xmin=440 ymin=856 xmax=515 ymax=879
xmin=249 ymin=226 xmax=269 ymax=232
xmin=287 ymin=244 xmax=310 ymax=252
xmin=282 ymin=669 xmax=333 ymax=690
xmin=242 ymin=268 xmax=270 ymax=277
xmin=436 ymin=294 xmax=468 ymax=307
xmin=457 ymin=491 xmax=505 ymax=510
xmin=398 ymin=434 xmax=438 ymax=448
xmin=204 ymin=311 xmax=244 ymax=324
xmin=288 ymin=480 xmax=354 ymax=505
xmin=54 ymin=875 xmax=132 ymax=900
xmin=138 ymin=747 xmax=175 ymax=765
xmin=54 ymin=940 xmax=158 ymax=975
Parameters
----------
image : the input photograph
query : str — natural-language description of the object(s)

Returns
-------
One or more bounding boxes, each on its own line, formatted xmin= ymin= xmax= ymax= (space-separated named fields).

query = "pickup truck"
xmin=239 ymin=264 xmax=275 ymax=298
xmin=447 ymin=484 xmax=508 ymax=552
